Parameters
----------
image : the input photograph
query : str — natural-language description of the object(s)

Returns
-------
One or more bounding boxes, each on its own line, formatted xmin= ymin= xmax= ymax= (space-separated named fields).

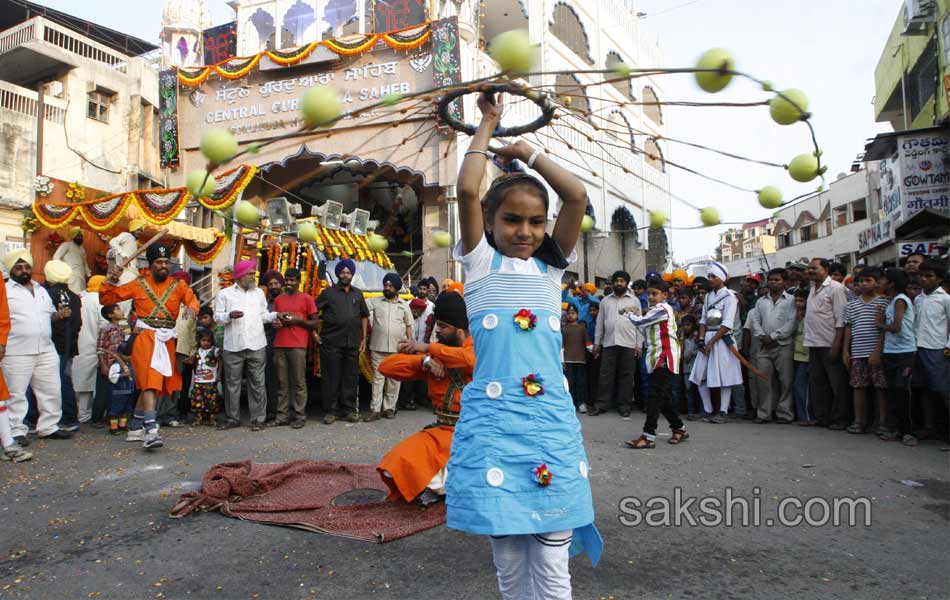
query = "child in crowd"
xmin=97 ymin=303 xmax=137 ymax=436
xmin=906 ymin=275 xmax=922 ymax=304
xmin=675 ymin=289 xmax=693 ymax=327
xmin=623 ymin=278 xmax=688 ymax=448
xmin=793 ymin=288 xmax=815 ymax=425
xmin=632 ymin=279 xmax=649 ymax=310
xmin=449 ymin=92 xmax=600 ymax=599
xmin=842 ymin=267 xmax=888 ymax=434
xmin=878 ymin=268 xmax=917 ymax=444
xmin=191 ymin=328 xmax=222 ymax=426
xmin=680 ymin=314 xmax=703 ymax=420
xmin=197 ymin=305 xmax=224 ymax=348
xmin=911 ymin=261 xmax=950 ymax=443
xmin=562 ymin=304 xmax=590 ymax=413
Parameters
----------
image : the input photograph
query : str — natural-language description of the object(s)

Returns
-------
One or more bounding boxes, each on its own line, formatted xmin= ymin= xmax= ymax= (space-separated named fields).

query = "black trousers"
xmin=265 ymin=346 xmax=278 ymax=420
xmin=91 ymin=370 xmax=110 ymax=423
xmin=883 ymin=352 xmax=916 ymax=435
xmin=643 ymin=367 xmax=684 ymax=436
xmin=565 ymin=362 xmax=587 ymax=408
xmin=320 ymin=345 xmax=359 ymax=415
xmin=808 ymin=347 xmax=850 ymax=427
xmin=596 ymin=346 xmax=637 ymax=413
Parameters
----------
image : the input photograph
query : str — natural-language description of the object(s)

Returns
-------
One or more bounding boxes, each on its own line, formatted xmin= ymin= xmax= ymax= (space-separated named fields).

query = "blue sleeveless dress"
xmin=446 ymin=245 xmax=603 ymax=565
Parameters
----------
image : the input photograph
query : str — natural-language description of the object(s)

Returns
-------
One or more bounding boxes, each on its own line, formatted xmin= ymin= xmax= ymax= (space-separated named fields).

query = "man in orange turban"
xmin=99 ymin=243 xmax=199 ymax=450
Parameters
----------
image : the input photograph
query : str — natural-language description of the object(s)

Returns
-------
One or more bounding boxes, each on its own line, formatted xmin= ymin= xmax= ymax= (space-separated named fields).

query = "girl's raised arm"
xmin=457 ymin=93 xmax=503 ymax=254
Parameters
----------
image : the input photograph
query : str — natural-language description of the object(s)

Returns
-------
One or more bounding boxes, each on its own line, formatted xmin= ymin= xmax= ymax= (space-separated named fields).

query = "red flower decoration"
xmin=522 ymin=373 xmax=544 ymax=396
xmin=513 ymin=308 xmax=537 ymax=331
xmin=533 ymin=464 xmax=553 ymax=487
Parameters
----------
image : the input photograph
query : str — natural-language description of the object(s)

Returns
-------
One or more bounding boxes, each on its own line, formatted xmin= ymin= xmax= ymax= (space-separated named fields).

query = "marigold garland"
xmin=177 ymin=23 xmax=432 ymax=86
xmin=184 ymin=236 xmax=228 ymax=265
xmin=32 ymin=165 xmax=257 ymax=231
xmin=265 ymin=42 xmax=320 ymax=66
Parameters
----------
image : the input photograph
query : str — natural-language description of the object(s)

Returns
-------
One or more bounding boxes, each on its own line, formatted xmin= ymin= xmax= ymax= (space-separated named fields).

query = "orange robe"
xmin=376 ymin=337 xmax=475 ymax=502
xmin=99 ymin=275 xmax=199 ymax=395
xmin=0 ymin=280 xmax=11 ymax=402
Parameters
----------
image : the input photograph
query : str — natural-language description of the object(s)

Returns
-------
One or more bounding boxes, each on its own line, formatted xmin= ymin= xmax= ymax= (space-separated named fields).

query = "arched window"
xmin=249 ymin=8 xmax=276 ymax=51
xmin=643 ymin=86 xmax=663 ymax=124
xmin=284 ymin=0 xmax=316 ymax=46
xmin=550 ymin=2 xmax=593 ymax=65
xmin=605 ymin=51 xmax=634 ymax=100
xmin=607 ymin=110 xmax=634 ymax=149
xmin=554 ymin=73 xmax=591 ymax=122
xmin=643 ymin=138 xmax=666 ymax=172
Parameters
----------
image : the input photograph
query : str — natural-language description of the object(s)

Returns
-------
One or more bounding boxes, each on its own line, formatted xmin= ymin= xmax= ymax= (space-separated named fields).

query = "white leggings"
xmin=0 ymin=402 xmax=13 ymax=448
xmin=699 ymin=386 xmax=731 ymax=414
xmin=490 ymin=530 xmax=573 ymax=600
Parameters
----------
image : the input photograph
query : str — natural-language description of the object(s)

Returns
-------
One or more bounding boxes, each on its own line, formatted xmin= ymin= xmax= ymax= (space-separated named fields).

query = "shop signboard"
xmin=890 ymin=131 xmax=950 ymax=223
xmin=858 ymin=218 xmax=895 ymax=253
xmin=178 ymin=41 xmax=438 ymax=149
xmin=899 ymin=240 xmax=947 ymax=257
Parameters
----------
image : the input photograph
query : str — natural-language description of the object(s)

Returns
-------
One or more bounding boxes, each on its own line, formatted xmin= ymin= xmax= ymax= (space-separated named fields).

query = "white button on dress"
xmin=579 ymin=462 xmax=589 ymax=479
xmin=482 ymin=314 xmax=498 ymax=330
xmin=486 ymin=468 xmax=505 ymax=487
xmin=486 ymin=381 xmax=503 ymax=399
xmin=548 ymin=315 xmax=561 ymax=331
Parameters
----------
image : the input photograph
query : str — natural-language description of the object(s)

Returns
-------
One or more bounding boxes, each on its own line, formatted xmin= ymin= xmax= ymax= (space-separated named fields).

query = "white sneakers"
xmin=578 ymin=403 xmax=588 ymax=414
xmin=126 ymin=429 xmax=145 ymax=442
xmin=143 ymin=429 xmax=163 ymax=450
xmin=2 ymin=444 xmax=33 ymax=463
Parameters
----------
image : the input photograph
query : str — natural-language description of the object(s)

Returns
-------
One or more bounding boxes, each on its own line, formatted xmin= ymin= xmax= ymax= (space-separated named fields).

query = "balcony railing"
xmin=0 ymin=17 xmax=130 ymax=73
xmin=0 ymin=80 xmax=66 ymax=124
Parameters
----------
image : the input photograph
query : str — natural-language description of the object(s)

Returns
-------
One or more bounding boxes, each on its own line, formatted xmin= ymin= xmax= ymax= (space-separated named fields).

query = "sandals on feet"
xmin=669 ymin=429 xmax=689 ymax=445
xmin=625 ymin=435 xmax=656 ymax=449
xmin=846 ymin=423 xmax=865 ymax=434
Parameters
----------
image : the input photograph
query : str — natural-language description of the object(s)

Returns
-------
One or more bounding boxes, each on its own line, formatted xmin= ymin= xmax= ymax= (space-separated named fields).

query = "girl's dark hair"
xmin=100 ymin=303 xmax=119 ymax=320
xmin=198 ymin=305 xmax=214 ymax=318
xmin=794 ymin=288 xmax=810 ymax=300
xmin=482 ymin=173 xmax=550 ymax=220
xmin=884 ymin=268 xmax=908 ymax=294
xmin=196 ymin=327 xmax=215 ymax=341
xmin=681 ymin=314 xmax=697 ymax=326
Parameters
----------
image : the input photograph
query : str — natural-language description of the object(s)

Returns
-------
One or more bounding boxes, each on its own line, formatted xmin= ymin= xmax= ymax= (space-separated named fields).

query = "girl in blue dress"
xmin=448 ymin=93 xmax=602 ymax=599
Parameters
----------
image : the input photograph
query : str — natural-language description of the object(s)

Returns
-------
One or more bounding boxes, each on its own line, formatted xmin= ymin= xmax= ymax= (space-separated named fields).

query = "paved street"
xmin=0 ymin=410 xmax=947 ymax=600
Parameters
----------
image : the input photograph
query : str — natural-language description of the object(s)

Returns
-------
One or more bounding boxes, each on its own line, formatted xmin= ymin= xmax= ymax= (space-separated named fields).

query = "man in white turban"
xmin=2 ymin=251 xmax=74 ymax=445
xmin=689 ymin=261 xmax=743 ymax=423
xmin=52 ymin=227 xmax=90 ymax=295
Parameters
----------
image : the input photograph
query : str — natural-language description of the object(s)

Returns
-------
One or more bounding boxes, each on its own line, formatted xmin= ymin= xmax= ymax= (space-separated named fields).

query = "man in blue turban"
xmin=316 ymin=257 xmax=369 ymax=424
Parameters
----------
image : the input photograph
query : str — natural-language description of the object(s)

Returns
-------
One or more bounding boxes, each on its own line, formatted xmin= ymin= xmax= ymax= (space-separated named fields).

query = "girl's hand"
xmin=477 ymin=91 xmax=503 ymax=121
xmin=490 ymin=140 xmax=533 ymax=165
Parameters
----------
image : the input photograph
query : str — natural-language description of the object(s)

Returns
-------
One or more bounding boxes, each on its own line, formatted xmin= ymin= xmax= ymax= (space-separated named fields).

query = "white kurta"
xmin=108 ymin=233 xmax=140 ymax=285
xmin=52 ymin=241 xmax=90 ymax=294
xmin=72 ymin=291 xmax=105 ymax=393
xmin=689 ymin=287 xmax=743 ymax=388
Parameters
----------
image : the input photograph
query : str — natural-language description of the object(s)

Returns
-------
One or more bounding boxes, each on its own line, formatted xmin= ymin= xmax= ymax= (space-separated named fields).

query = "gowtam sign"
xmin=862 ymin=131 xmax=950 ymax=252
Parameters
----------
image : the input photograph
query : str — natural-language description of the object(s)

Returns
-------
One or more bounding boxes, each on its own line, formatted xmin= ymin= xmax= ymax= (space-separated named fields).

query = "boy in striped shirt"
xmin=842 ymin=267 xmax=888 ymax=434
xmin=621 ymin=278 xmax=688 ymax=449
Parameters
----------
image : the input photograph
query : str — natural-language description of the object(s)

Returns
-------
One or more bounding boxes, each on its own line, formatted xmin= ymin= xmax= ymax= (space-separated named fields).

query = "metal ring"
xmin=436 ymin=82 xmax=557 ymax=137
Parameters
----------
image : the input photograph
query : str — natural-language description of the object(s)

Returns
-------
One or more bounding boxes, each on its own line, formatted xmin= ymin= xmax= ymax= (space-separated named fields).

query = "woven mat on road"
xmin=169 ymin=459 xmax=446 ymax=542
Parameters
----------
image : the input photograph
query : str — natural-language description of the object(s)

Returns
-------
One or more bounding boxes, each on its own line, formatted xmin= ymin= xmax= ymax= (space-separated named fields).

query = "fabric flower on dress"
xmin=533 ymin=464 xmax=553 ymax=487
xmin=522 ymin=373 xmax=544 ymax=396
xmin=513 ymin=308 xmax=537 ymax=331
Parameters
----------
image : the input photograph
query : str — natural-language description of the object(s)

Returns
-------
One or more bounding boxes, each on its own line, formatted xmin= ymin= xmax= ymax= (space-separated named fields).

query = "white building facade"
xmin=720 ymin=166 xmax=881 ymax=278
xmin=220 ymin=0 xmax=672 ymax=282
xmin=0 ymin=5 xmax=162 ymax=251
